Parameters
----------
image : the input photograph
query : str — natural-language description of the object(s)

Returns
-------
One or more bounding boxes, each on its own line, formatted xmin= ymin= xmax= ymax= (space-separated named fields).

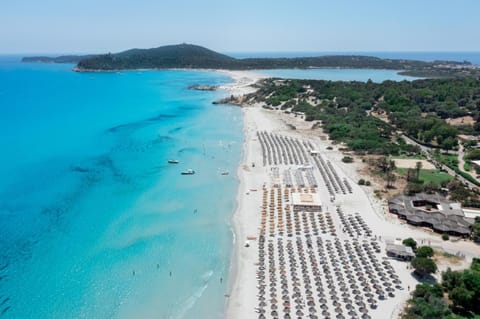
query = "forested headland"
xmin=23 ymin=44 xmax=479 ymax=78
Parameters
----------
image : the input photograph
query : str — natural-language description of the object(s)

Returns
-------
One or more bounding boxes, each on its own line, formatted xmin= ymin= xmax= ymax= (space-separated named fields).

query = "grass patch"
xmin=431 ymin=152 xmax=459 ymax=169
xmin=397 ymin=168 xmax=454 ymax=185
xmin=464 ymin=160 xmax=472 ymax=172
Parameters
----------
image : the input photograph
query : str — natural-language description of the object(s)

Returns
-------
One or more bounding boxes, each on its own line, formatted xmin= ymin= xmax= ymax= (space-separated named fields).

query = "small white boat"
xmin=221 ymin=171 xmax=229 ymax=175
xmin=168 ymin=159 xmax=179 ymax=164
xmin=181 ymin=169 xmax=195 ymax=175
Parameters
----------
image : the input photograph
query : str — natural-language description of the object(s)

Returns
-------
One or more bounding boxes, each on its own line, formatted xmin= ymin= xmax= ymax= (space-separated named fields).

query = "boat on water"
xmin=181 ymin=169 xmax=195 ymax=175
xmin=221 ymin=171 xmax=229 ymax=175
xmin=168 ymin=159 xmax=179 ymax=164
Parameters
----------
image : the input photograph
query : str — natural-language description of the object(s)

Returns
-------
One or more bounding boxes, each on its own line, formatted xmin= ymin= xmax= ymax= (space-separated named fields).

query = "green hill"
xmin=23 ymin=43 xmax=476 ymax=77
xmin=77 ymin=44 xmax=237 ymax=70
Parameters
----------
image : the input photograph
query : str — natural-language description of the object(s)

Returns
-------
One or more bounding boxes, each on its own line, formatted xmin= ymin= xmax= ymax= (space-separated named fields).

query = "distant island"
xmin=23 ymin=43 xmax=479 ymax=77
xmin=22 ymin=54 xmax=96 ymax=64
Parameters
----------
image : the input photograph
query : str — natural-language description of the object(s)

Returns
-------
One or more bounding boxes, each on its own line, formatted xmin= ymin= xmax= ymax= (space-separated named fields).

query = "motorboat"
xmin=181 ymin=169 xmax=195 ymax=175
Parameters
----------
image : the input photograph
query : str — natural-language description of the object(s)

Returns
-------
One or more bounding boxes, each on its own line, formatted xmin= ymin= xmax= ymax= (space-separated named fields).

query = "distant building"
xmin=388 ymin=193 xmax=473 ymax=237
xmin=291 ymin=192 xmax=322 ymax=212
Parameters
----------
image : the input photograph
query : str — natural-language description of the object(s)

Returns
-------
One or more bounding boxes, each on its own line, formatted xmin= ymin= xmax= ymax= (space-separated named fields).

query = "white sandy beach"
xmin=220 ymin=71 xmax=480 ymax=319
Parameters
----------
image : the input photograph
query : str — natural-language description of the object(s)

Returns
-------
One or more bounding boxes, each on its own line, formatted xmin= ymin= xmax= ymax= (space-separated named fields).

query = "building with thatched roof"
xmin=388 ymin=193 xmax=473 ymax=237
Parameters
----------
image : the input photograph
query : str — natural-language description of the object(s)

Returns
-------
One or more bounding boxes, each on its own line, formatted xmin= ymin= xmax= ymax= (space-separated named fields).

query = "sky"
xmin=1 ymin=0 xmax=480 ymax=54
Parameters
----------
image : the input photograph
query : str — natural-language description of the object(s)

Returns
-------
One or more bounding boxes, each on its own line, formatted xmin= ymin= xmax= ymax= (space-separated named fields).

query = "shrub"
xmin=358 ymin=179 xmax=366 ymax=185
xmin=442 ymin=233 xmax=449 ymax=241
xmin=342 ymin=156 xmax=354 ymax=163
xmin=416 ymin=246 xmax=435 ymax=258
xmin=365 ymin=180 xmax=371 ymax=186
xmin=402 ymin=238 xmax=417 ymax=251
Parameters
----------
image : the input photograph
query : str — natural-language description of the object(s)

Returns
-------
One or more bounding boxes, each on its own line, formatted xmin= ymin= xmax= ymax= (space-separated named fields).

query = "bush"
xmin=358 ymin=179 xmax=365 ymax=185
xmin=416 ymin=246 xmax=435 ymax=258
xmin=342 ymin=156 xmax=354 ymax=163
xmin=402 ymin=238 xmax=417 ymax=251
xmin=442 ymin=233 xmax=449 ymax=241
xmin=365 ymin=180 xmax=371 ymax=186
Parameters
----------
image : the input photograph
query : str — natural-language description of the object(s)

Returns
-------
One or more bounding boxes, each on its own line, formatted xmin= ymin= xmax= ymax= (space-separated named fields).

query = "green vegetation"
xmin=448 ymin=180 xmax=480 ymax=208
xmin=397 ymin=168 xmax=453 ymax=185
xmin=251 ymin=77 xmax=480 ymax=156
xmin=67 ymin=44 xmax=478 ymax=74
xmin=416 ymin=246 xmax=435 ymax=258
xmin=410 ymin=245 xmax=437 ymax=278
xmin=432 ymin=151 xmax=480 ymax=187
xmin=472 ymin=217 xmax=480 ymax=243
xmin=342 ymin=156 xmax=354 ymax=163
xmin=403 ymin=237 xmax=418 ymax=251
xmin=433 ymin=152 xmax=460 ymax=169
xmin=402 ymin=283 xmax=451 ymax=319
xmin=404 ymin=259 xmax=480 ymax=318
xmin=442 ymin=233 xmax=450 ymax=241
xmin=411 ymin=257 xmax=437 ymax=277
xmin=465 ymin=149 xmax=480 ymax=161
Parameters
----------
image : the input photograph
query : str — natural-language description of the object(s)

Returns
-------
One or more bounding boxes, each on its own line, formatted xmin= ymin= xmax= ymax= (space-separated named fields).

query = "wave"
xmin=174 ymin=270 xmax=214 ymax=319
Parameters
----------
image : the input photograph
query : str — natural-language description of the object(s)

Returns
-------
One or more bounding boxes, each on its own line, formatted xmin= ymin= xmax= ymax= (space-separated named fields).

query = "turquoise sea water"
xmin=0 ymin=58 xmax=243 ymax=318
xmin=255 ymin=68 xmax=418 ymax=82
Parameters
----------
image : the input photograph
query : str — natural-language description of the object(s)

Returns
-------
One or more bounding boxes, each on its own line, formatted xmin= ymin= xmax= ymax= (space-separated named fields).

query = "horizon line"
xmin=3 ymin=49 xmax=480 ymax=56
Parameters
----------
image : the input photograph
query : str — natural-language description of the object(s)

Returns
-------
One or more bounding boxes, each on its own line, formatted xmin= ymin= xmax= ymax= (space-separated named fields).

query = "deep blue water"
xmin=0 ymin=58 xmax=243 ymax=318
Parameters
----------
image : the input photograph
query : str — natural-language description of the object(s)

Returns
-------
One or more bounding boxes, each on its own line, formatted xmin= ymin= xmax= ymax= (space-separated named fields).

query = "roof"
xmin=388 ymin=193 xmax=473 ymax=235
xmin=471 ymin=160 xmax=480 ymax=167
xmin=386 ymin=244 xmax=415 ymax=257
xmin=291 ymin=192 xmax=322 ymax=207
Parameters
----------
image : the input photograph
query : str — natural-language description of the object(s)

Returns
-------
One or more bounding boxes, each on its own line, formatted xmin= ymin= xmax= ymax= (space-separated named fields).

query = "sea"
xmin=0 ymin=52 xmax=475 ymax=318
xmin=232 ymin=51 xmax=480 ymax=82
xmin=0 ymin=57 xmax=242 ymax=319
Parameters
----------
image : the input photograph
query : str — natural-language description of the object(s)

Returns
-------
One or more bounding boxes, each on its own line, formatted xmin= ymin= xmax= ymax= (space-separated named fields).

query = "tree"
xmin=416 ymin=246 xmax=435 ymax=258
xmin=441 ymin=136 xmax=457 ymax=153
xmin=403 ymin=238 xmax=418 ymax=251
xmin=415 ymin=161 xmax=423 ymax=182
xmin=449 ymin=286 xmax=474 ymax=310
xmin=386 ymin=172 xmax=397 ymax=189
xmin=442 ymin=268 xmax=464 ymax=291
xmin=413 ymin=283 xmax=443 ymax=299
xmin=412 ymin=257 xmax=437 ymax=277
xmin=406 ymin=168 xmax=417 ymax=182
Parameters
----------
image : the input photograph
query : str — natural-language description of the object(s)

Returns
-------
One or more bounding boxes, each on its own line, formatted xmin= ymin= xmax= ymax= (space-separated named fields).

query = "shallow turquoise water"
xmin=0 ymin=59 xmax=242 ymax=318
xmin=256 ymin=68 xmax=419 ymax=82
